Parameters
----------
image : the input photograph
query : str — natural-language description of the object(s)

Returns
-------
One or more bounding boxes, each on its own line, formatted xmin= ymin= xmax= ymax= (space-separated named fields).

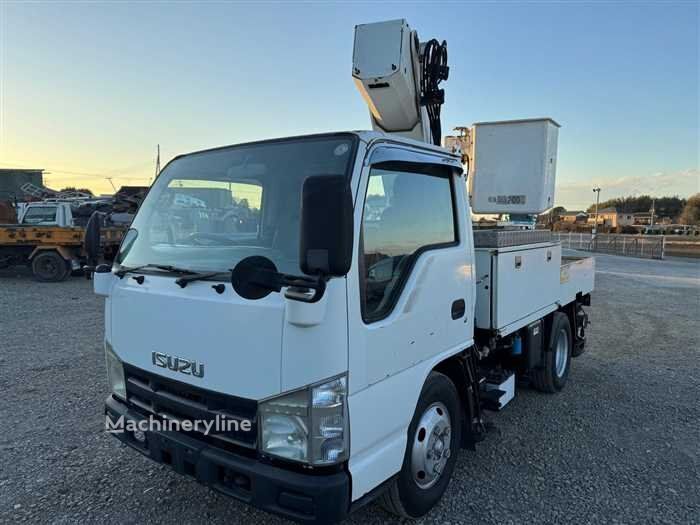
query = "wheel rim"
xmin=411 ymin=401 xmax=452 ymax=489
xmin=554 ymin=328 xmax=569 ymax=377
xmin=37 ymin=257 xmax=59 ymax=279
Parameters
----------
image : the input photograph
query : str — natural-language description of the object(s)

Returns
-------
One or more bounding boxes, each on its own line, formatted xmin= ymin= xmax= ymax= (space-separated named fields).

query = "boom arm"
xmin=352 ymin=19 xmax=448 ymax=146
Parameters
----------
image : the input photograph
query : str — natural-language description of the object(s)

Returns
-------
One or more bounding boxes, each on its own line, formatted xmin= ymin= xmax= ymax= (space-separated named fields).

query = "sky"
xmin=0 ymin=1 xmax=698 ymax=210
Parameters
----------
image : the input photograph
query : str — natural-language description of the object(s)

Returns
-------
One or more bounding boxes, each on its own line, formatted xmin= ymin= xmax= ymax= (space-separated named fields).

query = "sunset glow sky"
xmin=1 ymin=2 xmax=698 ymax=209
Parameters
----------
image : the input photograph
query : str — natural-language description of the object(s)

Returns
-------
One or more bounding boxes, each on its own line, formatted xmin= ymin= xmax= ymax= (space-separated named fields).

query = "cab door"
xmin=347 ymin=145 xmax=475 ymax=391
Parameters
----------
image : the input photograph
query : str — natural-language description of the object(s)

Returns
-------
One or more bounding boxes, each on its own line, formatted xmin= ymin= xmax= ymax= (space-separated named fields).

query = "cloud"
xmin=555 ymin=169 xmax=699 ymax=209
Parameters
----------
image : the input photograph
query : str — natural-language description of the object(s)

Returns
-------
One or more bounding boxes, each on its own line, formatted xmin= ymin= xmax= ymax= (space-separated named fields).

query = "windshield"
xmin=22 ymin=206 xmax=58 ymax=224
xmin=116 ymin=134 xmax=357 ymax=275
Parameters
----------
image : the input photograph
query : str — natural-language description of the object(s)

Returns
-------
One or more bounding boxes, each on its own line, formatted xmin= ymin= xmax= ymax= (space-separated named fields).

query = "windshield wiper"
xmin=174 ymin=271 xmax=225 ymax=288
xmin=114 ymin=264 xmax=198 ymax=278
xmin=114 ymin=264 xmax=224 ymax=288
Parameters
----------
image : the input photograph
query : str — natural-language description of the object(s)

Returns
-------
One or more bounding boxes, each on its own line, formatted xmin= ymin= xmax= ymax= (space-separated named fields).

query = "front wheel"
xmin=381 ymin=371 xmax=461 ymax=519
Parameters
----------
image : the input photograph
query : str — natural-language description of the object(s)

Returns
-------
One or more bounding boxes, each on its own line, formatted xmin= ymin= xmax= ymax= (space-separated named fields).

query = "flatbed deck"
xmin=0 ymin=224 xmax=123 ymax=246
xmin=0 ymin=224 xmax=125 ymax=281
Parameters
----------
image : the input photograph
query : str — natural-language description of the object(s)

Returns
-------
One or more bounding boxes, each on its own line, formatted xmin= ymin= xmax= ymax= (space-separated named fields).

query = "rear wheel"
xmin=32 ymin=251 xmax=69 ymax=282
xmin=532 ymin=312 xmax=572 ymax=393
xmin=381 ymin=372 xmax=461 ymax=519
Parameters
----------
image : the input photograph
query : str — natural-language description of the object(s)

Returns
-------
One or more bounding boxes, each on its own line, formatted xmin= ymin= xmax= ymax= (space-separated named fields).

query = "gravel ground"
xmin=1 ymin=253 xmax=699 ymax=524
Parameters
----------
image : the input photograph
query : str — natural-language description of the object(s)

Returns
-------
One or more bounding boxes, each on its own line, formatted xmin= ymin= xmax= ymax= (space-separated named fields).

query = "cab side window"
xmin=360 ymin=162 xmax=456 ymax=322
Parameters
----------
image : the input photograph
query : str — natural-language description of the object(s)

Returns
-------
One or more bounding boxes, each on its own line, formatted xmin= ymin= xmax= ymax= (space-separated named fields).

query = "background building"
xmin=588 ymin=207 xmax=635 ymax=228
xmin=0 ymin=169 xmax=44 ymax=201
xmin=560 ymin=211 xmax=588 ymax=224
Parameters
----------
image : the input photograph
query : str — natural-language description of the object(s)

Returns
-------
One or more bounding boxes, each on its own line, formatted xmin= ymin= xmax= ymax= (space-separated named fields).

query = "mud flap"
xmin=572 ymin=302 xmax=589 ymax=358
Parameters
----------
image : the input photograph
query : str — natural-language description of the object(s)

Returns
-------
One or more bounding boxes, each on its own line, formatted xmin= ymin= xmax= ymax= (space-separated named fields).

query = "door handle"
xmin=451 ymin=299 xmax=466 ymax=320
xmin=475 ymin=273 xmax=489 ymax=285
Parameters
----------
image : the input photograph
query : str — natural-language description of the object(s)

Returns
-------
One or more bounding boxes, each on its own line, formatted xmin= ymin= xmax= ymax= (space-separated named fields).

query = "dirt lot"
xmin=1 ymin=253 xmax=699 ymax=524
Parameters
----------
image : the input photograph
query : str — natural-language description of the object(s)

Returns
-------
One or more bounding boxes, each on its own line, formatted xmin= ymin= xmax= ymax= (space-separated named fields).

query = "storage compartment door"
xmin=493 ymin=245 xmax=561 ymax=330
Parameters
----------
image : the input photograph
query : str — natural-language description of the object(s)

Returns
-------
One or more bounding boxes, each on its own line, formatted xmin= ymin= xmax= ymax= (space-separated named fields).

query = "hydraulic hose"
xmin=420 ymin=39 xmax=449 ymax=146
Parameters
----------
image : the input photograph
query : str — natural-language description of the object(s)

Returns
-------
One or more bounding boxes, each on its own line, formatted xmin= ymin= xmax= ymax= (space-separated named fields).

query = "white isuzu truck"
xmin=89 ymin=19 xmax=594 ymax=523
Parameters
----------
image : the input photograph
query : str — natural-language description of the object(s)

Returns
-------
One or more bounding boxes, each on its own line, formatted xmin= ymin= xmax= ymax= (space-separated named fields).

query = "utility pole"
xmin=650 ymin=198 xmax=655 ymax=228
xmin=154 ymin=144 xmax=161 ymax=183
xmin=592 ymin=187 xmax=601 ymax=238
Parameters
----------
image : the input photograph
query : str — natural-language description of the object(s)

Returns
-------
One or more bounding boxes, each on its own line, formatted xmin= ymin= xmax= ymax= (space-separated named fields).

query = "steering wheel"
xmin=220 ymin=211 xmax=241 ymax=233
xmin=185 ymin=232 xmax=225 ymax=245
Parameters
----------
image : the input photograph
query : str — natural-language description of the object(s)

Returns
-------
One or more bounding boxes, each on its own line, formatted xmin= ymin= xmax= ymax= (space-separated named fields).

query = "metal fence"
xmin=553 ymin=232 xmax=665 ymax=260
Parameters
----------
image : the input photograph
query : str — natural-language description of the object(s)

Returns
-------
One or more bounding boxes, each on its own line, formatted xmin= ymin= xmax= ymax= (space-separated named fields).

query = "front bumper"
xmin=105 ymin=395 xmax=350 ymax=524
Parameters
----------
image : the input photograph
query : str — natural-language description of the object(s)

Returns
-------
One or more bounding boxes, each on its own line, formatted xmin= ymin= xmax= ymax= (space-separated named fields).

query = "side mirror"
xmin=299 ymin=175 xmax=353 ymax=277
xmin=231 ymin=255 xmax=327 ymax=303
xmin=93 ymin=264 xmax=115 ymax=296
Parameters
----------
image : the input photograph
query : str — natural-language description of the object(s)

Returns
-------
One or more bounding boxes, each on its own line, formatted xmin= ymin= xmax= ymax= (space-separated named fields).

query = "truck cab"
xmin=98 ymin=131 xmax=479 ymax=519
xmin=18 ymin=202 xmax=75 ymax=226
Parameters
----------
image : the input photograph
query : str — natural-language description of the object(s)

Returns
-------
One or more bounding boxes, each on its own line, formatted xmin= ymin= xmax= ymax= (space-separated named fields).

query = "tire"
xmin=532 ymin=312 xmax=572 ymax=393
xmin=32 ymin=251 xmax=70 ymax=282
xmin=381 ymin=371 xmax=461 ymax=519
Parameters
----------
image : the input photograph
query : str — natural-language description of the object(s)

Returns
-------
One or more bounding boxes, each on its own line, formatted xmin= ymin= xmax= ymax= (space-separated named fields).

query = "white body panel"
xmin=109 ymin=275 xmax=286 ymax=399
xmin=345 ymin=139 xmax=474 ymax=500
xmin=469 ymin=118 xmax=560 ymax=214
xmin=475 ymin=243 xmax=560 ymax=332
xmin=107 ymin=274 xmax=350 ymax=400
xmin=560 ymin=255 xmax=595 ymax=304
xmin=281 ymin=278 xmax=349 ymax=392
xmin=360 ymin=246 xmax=471 ymax=385
xmin=348 ymin=341 xmax=470 ymax=499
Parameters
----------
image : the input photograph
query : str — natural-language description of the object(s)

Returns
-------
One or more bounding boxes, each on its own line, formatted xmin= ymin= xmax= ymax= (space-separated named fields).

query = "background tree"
xmin=59 ymin=186 xmax=94 ymax=196
xmin=586 ymin=195 xmax=686 ymax=219
xmin=540 ymin=206 xmax=567 ymax=225
xmin=654 ymin=196 xmax=687 ymax=220
xmin=680 ymin=194 xmax=700 ymax=225
xmin=551 ymin=206 xmax=566 ymax=218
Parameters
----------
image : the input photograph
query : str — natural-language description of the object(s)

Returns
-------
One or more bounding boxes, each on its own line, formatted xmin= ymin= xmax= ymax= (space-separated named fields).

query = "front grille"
xmin=123 ymin=364 xmax=257 ymax=450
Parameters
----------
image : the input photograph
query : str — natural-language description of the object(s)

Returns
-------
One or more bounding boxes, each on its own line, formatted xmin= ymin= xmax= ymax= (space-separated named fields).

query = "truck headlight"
xmin=259 ymin=375 xmax=348 ymax=465
xmin=105 ymin=340 xmax=126 ymax=401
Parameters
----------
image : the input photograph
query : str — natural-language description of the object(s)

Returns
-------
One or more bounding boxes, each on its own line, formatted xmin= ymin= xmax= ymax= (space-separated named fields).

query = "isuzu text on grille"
xmin=152 ymin=351 xmax=205 ymax=378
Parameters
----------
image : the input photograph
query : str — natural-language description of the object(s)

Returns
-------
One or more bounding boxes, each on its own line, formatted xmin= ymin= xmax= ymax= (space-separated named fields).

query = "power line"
xmin=154 ymin=144 xmax=161 ymax=182
xmin=0 ymin=161 xmax=152 ymax=181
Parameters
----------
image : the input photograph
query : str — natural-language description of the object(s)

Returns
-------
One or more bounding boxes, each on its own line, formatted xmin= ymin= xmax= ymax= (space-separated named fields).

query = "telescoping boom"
xmin=352 ymin=19 xmax=449 ymax=146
